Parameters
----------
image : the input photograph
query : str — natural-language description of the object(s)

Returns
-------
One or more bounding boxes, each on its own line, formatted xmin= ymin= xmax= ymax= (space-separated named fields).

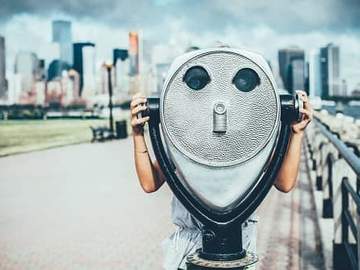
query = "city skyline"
xmin=0 ymin=0 xmax=359 ymax=92
xmin=0 ymin=28 xmax=358 ymax=105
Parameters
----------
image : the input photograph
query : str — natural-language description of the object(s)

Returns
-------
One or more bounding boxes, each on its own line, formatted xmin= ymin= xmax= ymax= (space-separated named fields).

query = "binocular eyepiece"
xmin=140 ymin=92 xmax=303 ymax=124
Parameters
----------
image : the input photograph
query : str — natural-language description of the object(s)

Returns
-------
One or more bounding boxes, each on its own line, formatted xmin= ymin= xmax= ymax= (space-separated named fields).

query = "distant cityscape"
xmin=278 ymin=44 xmax=359 ymax=100
xmin=0 ymin=19 xmax=159 ymax=109
xmin=0 ymin=19 xmax=359 ymax=111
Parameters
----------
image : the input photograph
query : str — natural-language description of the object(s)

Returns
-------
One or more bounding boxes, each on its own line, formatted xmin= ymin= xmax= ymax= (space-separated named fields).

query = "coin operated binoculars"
xmin=142 ymin=48 xmax=303 ymax=269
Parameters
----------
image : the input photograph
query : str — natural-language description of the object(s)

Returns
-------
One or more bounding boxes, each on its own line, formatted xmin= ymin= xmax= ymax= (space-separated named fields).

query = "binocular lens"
xmin=183 ymin=66 xmax=211 ymax=90
xmin=233 ymin=68 xmax=260 ymax=92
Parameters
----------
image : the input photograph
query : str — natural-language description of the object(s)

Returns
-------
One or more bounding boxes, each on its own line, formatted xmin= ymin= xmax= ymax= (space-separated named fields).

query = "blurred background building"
xmin=278 ymin=47 xmax=305 ymax=94
xmin=113 ymin=48 xmax=129 ymax=98
xmin=320 ymin=43 xmax=340 ymax=98
xmin=128 ymin=32 xmax=140 ymax=77
xmin=0 ymin=36 xmax=7 ymax=101
xmin=14 ymin=51 xmax=39 ymax=104
xmin=73 ymin=42 xmax=96 ymax=97
xmin=155 ymin=63 xmax=170 ymax=96
xmin=52 ymin=20 xmax=73 ymax=66
xmin=308 ymin=50 xmax=322 ymax=98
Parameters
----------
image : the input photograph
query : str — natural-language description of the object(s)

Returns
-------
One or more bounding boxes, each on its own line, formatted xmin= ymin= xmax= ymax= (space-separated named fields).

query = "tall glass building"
xmin=0 ymin=36 xmax=7 ymax=100
xmin=320 ymin=43 xmax=340 ymax=98
xmin=14 ymin=51 xmax=38 ymax=93
xmin=52 ymin=20 xmax=73 ymax=65
xmin=308 ymin=50 xmax=322 ymax=98
xmin=278 ymin=47 xmax=305 ymax=93
xmin=291 ymin=59 xmax=305 ymax=92
xmin=129 ymin=32 xmax=140 ymax=76
xmin=73 ymin=42 xmax=96 ymax=97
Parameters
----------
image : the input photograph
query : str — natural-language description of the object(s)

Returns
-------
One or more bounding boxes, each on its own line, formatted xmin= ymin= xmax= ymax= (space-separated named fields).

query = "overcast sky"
xmin=0 ymin=0 xmax=359 ymax=90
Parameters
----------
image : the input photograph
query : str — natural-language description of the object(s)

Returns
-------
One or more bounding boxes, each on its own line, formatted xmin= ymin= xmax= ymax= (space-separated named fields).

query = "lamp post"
xmin=103 ymin=62 xmax=114 ymax=135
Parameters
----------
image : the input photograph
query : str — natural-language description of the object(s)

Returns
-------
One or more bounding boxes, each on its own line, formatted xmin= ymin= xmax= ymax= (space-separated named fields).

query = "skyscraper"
xmin=14 ymin=51 xmax=38 ymax=93
xmin=129 ymin=32 xmax=140 ymax=76
xmin=290 ymin=59 xmax=305 ymax=92
xmin=113 ymin=49 xmax=129 ymax=94
xmin=278 ymin=47 xmax=305 ymax=93
xmin=113 ymin=49 xmax=128 ymax=65
xmin=52 ymin=20 xmax=73 ymax=65
xmin=36 ymin=59 xmax=46 ymax=81
xmin=155 ymin=63 xmax=170 ymax=95
xmin=73 ymin=42 xmax=96 ymax=97
xmin=0 ymin=36 xmax=7 ymax=100
xmin=320 ymin=43 xmax=340 ymax=98
xmin=341 ymin=79 xmax=347 ymax=96
xmin=81 ymin=46 xmax=96 ymax=97
xmin=308 ymin=50 xmax=322 ymax=97
xmin=48 ymin=60 xmax=69 ymax=81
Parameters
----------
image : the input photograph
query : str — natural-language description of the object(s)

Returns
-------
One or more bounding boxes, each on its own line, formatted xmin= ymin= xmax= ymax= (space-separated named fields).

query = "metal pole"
xmin=107 ymin=66 xmax=114 ymax=134
xmin=342 ymin=180 xmax=349 ymax=250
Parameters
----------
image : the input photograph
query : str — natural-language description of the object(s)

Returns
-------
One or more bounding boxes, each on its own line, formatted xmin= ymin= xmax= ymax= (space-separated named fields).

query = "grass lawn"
xmin=0 ymin=119 xmax=109 ymax=156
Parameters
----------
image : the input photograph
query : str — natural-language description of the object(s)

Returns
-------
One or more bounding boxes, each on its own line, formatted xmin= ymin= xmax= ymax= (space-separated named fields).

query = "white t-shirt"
xmin=162 ymin=196 xmax=258 ymax=270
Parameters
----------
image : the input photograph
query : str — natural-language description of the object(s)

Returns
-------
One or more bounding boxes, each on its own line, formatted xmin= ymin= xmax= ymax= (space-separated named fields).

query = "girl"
xmin=131 ymin=90 xmax=313 ymax=270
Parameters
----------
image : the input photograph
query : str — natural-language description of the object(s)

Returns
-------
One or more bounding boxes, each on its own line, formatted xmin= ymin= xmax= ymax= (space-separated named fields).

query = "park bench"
xmin=90 ymin=126 xmax=114 ymax=142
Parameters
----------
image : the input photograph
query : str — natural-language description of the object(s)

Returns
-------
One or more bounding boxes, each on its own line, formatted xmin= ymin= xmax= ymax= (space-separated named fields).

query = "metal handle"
xmin=280 ymin=92 xmax=304 ymax=123
xmin=136 ymin=101 xmax=148 ymax=120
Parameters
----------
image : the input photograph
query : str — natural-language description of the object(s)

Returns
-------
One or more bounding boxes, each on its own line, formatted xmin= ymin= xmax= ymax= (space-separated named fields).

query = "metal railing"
xmin=307 ymin=116 xmax=360 ymax=270
xmin=342 ymin=177 xmax=359 ymax=269
xmin=315 ymin=118 xmax=360 ymax=175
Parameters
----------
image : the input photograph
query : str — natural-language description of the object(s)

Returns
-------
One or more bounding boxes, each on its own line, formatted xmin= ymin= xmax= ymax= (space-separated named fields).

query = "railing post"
xmin=342 ymin=180 xmax=349 ymax=249
xmin=313 ymin=117 xmax=360 ymax=270
xmin=334 ymin=179 xmax=351 ymax=269
xmin=357 ymin=201 xmax=360 ymax=270
xmin=333 ymin=159 xmax=346 ymax=265
xmin=323 ymin=154 xmax=334 ymax=218
xmin=316 ymin=142 xmax=325 ymax=190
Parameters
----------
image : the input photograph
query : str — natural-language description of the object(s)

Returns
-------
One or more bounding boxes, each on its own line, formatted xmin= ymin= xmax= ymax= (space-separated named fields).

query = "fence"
xmin=306 ymin=114 xmax=360 ymax=270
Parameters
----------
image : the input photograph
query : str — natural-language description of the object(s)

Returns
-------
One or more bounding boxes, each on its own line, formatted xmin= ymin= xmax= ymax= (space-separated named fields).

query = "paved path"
xmin=0 ymin=139 xmax=324 ymax=269
xmin=256 ymin=146 xmax=325 ymax=270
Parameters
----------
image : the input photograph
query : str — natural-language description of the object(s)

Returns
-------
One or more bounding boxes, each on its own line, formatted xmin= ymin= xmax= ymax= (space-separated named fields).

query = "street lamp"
xmin=103 ymin=61 xmax=114 ymax=135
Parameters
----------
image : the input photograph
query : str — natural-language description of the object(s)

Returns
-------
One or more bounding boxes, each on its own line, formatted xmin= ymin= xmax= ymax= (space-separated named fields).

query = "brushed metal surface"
xmin=161 ymin=50 xmax=278 ymax=167
xmin=160 ymin=48 xmax=280 ymax=209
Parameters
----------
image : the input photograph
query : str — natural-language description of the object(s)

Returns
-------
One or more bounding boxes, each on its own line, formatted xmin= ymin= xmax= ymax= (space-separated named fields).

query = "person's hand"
xmin=130 ymin=93 xmax=149 ymax=136
xmin=291 ymin=90 xmax=313 ymax=135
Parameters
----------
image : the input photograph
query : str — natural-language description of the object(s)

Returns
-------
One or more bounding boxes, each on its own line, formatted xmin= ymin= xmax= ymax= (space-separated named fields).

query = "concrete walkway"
xmin=0 ymin=139 xmax=324 ymax=269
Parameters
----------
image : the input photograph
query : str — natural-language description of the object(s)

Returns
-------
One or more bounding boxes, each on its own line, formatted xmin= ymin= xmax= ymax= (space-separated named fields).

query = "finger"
xmin=134 ymin=116 xmax=150 ymax=125
xmin=303 ymin=99 xmax=312 ymax=109
xmin=302 ymin=104 xmax=313 ymax=121
xmin=131 ymin=105 xmax=147 ymax=116
xmin=292 ymin=119 xmax=309 ymax=131
xmin=300 ymin=108 xmax=310 ymax=115
xmin=298 ymin=92 xmax=308 ymax=103
xmin=130 ymin=97 xmax=147 ymax=109
xmin=300 ymin=108 xmax=313 ymax=119
xmin=296 ymin=90 xmax=308 ymax=101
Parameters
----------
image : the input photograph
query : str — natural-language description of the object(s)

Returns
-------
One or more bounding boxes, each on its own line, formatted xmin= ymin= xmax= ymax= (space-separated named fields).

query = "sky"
xmin=0 ymin=0 xmax=359 ymax=91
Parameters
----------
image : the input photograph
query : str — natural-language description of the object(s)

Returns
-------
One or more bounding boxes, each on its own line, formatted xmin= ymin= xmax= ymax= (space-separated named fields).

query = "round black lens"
xmin=183 ymin=66 xmax=210 ymax=90
xmin=232 ymin=68 xmax=260 ymax=92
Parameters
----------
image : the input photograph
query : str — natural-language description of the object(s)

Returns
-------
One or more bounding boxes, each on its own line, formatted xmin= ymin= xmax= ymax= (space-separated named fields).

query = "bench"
xmin=90 ymin=126 xmax=114 ymax=142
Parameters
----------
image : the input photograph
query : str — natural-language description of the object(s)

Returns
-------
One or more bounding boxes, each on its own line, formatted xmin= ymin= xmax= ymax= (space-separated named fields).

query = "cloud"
xmin=0 ymin=0 xmax=359 ymax=34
